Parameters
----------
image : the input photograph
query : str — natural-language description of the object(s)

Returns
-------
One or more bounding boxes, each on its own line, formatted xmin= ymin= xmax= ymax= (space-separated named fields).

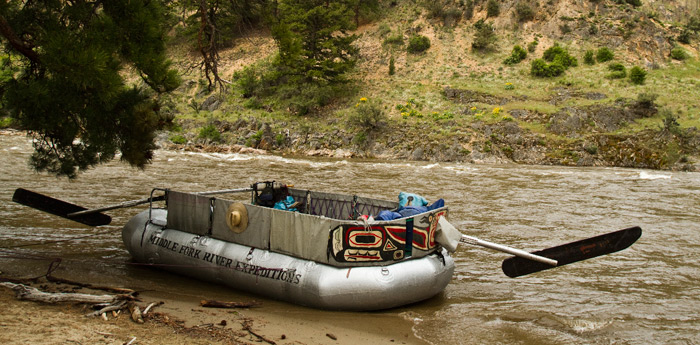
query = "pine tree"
xmin=0 ymin=0 xmax=180 ymax=178
xmin=272 ymin=0 xmax=357 ymax=85
xmin=268 ymin=0 xmax=358 ymax=114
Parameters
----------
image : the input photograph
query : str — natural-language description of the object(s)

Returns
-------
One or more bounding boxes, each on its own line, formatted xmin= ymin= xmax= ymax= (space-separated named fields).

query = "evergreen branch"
xmin=0 ymin=14 xmax=40 ymax=64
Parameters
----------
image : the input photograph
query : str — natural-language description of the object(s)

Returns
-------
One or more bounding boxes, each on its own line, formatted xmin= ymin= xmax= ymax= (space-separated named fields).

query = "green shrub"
xmin=276 ymin=133 xmax=286 ymax=146
xmin=583 ymin=50 xmax=595 ymax=65
xmin=377 ymin=24 xmax=391 ymax=37
xmin=688 ymin=15 xmax=700 ymax=32
xmin=588 ymin=23 xmax=598 ymax=35
xmin=547 ymin=61 xmax=566 ymax=76
xmin=463 ymin=0 xmax=475 ymax=20
xmin=530 ymin=59 xmax=548 ymax=77
xmin=670 ymin=46 xmax=688 ymax=60
xmin=636 ymin=92 xmax=658 ymax=109
xmin=442 ymin=6 xmax=463 ymax=27
xmin=629 ymin=66 xmax=647 ymax=85
xmin=198 ymin=124 xmax=222 ymax=142
xmin=486 ymin=0 xmax=500 ymax=17
xmin=389 ymin=57 xmax=395 ymax=75
xmin=596 ymin=47 xmax=614 ymax=62
xmin=383 ymin=34 xmax=404 ymax=46
xmin=407 ymin=35 xmax=431 ymax=53
xmin=504 ymin=45 xmax=527 ymax=65
xmin=530 ymin=58 xmax=565 ymax=77
xmin=234 ymin=66 xmax=260 ymax=98
xmin=542 ymin=44 xmax=577 ymax=68
xmin=0 ymin=117 xmax=13 ymax=129
xmin=348 ymin=98 xmax=387 ymax=131
xmin=661 ymin=108 xmax=681 ymax=136
xmin=169 ymin=134 xmax=187 ymax=145
xmin=275 ymin=83 xmax=337 ymax=116
xmin=352 ymin=131 xmax=368 ymax=147
xmin=625 ymin=0 xmax=642 ymax=7
xmin=552 ymin=51 xmax=578 ymax=68
xmin=560 ymin=23 xmax=572 ymax=34
xmin=584 ymin=145 xmax=598 ymax=155
xmin=607 ymin=63 xmax=627 ymax=79
xmin=472 ymin=19 xmax=497 ymax=51
xmin=527 ymin=39 xmax=538 ymax=53
xmin=243 ymin=97 xmax=263 ymax=109
xmin=515 ymin=3 xmax=535 ymax=22
xmin=678 ymin=29 xmax=692 ymax=44
xmin=543 ymin=45 xmax=563 ymax=61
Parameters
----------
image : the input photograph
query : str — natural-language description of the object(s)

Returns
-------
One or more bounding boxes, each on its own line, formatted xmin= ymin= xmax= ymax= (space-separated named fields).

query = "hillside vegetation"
xmin=6 ymin=0 xmax=700 ymax=172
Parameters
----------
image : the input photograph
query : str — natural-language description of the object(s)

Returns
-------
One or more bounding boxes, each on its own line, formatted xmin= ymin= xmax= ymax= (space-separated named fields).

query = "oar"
xmin=12 ymin=187 xmax=253 ymax=227
xmin=501 ymin=226 xmax=642 ymax=278
xmin=12 ymin=188 xmax=113 ymax=227
xmin=460 ymin=234 xmax=558 ymax=266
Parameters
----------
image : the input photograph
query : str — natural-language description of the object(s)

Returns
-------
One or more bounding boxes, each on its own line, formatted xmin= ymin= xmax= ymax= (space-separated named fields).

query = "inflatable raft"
xmin=13 ymin=183 xmax=642 ymax=311
xmin=122 ymin=182 xmax=456 ymax=311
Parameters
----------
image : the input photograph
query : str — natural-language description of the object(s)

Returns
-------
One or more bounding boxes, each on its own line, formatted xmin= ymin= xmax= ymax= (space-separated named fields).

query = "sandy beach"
xmin=0 ymin=279 xmax=424 ymax=345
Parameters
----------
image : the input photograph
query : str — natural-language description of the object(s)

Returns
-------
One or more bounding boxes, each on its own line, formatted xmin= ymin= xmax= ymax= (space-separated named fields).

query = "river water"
xmin=1 ymin=133 xmax=698 ymax=344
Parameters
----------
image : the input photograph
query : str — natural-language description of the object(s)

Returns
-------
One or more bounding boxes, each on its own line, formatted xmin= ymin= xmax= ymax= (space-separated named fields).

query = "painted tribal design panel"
xmin=329 ymin=210 xmax=447 ymax=263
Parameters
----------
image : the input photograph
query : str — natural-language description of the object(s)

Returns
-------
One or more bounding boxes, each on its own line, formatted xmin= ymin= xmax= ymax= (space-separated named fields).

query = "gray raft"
xmin=122 ymin=184 xmax=456 ymax=311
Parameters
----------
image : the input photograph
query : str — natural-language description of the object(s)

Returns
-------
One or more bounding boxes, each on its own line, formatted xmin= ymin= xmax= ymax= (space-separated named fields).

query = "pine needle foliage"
xmin=0 ymin=0 xmax=180 ymax=178
xmin=266 ymin=0 xmax=359 ymax=115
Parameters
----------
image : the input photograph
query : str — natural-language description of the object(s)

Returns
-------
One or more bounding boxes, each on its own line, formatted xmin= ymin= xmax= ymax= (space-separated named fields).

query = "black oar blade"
xmin=12 ymin=188 xmax=112 ymax=227
xmin=501 ymin=226 xmax=642 ymax=278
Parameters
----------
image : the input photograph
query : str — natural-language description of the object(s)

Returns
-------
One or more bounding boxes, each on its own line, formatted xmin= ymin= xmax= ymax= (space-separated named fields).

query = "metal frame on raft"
xmin=141 ymin=186 xmax=451 ymax=267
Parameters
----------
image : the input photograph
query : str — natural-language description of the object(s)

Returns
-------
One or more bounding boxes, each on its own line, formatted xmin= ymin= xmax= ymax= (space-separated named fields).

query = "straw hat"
xmin=226 ymin=202 xmax=249 ymax=233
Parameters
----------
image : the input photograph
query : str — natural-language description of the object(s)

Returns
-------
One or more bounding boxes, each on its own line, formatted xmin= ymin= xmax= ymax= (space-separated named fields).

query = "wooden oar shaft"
xmin=67 ymin=197 xmax=161 ymax=217
xmin=196 ymin=187 xmax=253 ymax=196
xmin=460 ymin=235 xmax=558 ymax=266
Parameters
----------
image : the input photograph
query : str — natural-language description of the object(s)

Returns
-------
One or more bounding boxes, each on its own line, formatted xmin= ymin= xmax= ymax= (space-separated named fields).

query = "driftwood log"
xmin=1 ymin=282 xmax=147 ymax=323
xmin=128 ymin=302 xmax=144 ymax=323
xmin=200 ymin=299 xmax=261 ymax=308
xmin=1 ymin=282 xmax=117 ymax=304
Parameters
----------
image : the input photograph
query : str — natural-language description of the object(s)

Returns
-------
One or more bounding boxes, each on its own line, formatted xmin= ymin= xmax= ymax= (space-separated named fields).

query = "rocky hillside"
xmin=162 ymin=0 xmax=700 ymax=171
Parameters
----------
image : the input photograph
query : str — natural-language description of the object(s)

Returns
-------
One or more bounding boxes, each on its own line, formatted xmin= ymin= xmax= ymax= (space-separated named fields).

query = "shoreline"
xmin=0 ymin=280 xmax=426 ymax=345
xmin=3 ymin=128 xmax=699 ymax=172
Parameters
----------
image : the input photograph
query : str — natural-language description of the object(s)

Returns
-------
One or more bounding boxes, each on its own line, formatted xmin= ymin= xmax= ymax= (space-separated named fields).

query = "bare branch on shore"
xmin=143 ymin=301 xmax=164 ymax=316
xmin=242 ymin=320 xmax=276 ymax=345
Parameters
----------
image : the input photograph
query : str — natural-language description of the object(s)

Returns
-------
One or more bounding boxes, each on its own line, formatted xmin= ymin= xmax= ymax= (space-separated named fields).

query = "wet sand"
xmin=0 ymin=280 xmax=424 ymax=345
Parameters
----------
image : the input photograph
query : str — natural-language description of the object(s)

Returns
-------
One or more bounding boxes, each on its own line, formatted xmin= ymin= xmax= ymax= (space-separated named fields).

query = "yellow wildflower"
xmin=360 ymin=97 xmax=368 ymax=102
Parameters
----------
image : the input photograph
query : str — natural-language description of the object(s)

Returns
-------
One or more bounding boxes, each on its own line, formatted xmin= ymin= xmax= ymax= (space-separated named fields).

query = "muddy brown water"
xmin=1 ymin=134 xmax=698 ymax=344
